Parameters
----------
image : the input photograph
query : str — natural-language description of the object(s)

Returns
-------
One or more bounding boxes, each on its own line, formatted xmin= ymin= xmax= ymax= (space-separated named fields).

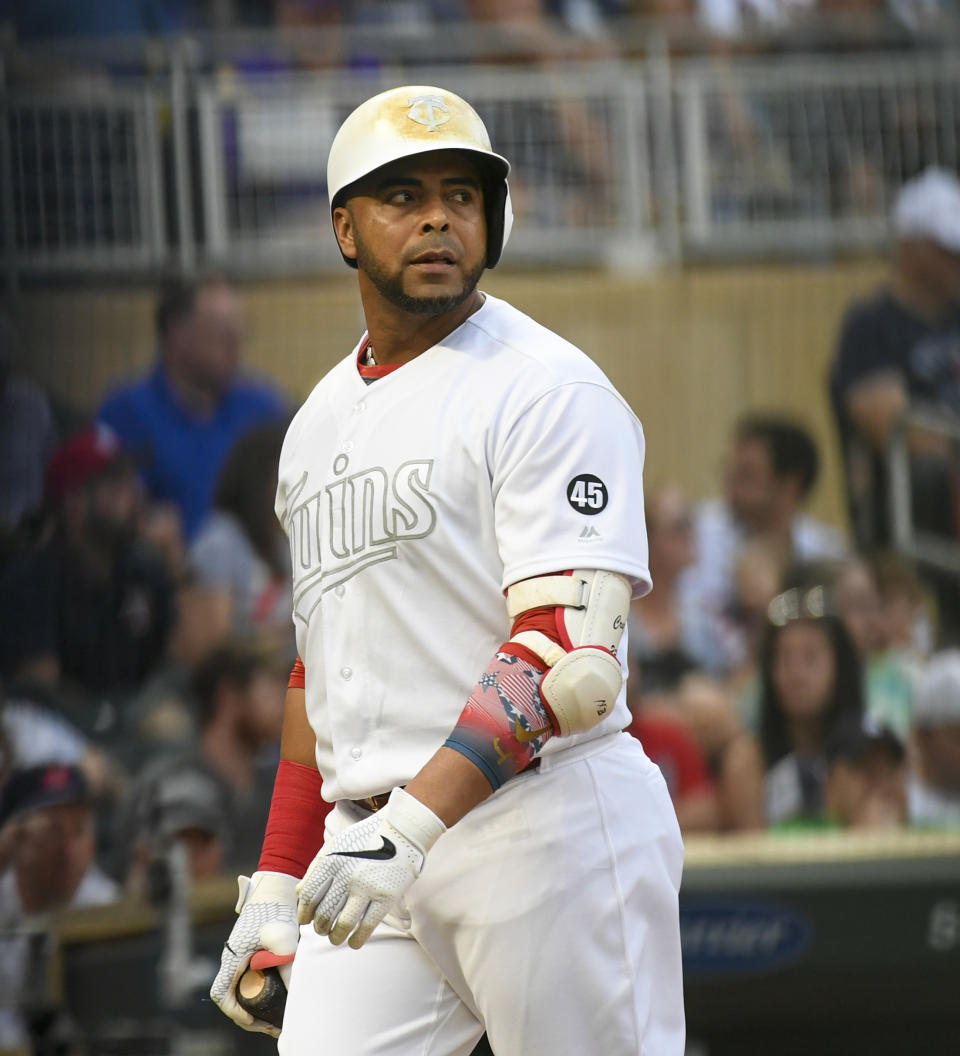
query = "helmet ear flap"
xmin=484 ymin=179 xmax=513 ymax=270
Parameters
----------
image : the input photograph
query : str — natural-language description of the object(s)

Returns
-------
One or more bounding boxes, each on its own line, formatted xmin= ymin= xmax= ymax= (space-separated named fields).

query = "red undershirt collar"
xmin=357 ymin=337 xmax=402 ymax=379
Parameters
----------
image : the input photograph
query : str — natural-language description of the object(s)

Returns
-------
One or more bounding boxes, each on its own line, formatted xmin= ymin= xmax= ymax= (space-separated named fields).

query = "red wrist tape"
xmin=258 ymin=759 xmax=330 ymax=878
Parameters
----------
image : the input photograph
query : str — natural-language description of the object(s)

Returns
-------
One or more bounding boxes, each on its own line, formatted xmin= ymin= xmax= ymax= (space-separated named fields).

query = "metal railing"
xmin=677 ymin=52 xmax=960 ymax=256
xmin=3 ymin=41 xmax=960 ymax=284
xmin=889 ymin=406 xmax=960 ymax=577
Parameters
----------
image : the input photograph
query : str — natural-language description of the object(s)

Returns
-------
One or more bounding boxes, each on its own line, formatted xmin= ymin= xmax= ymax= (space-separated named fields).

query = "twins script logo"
xmin=284 ymin=458 xmax=437 ymax=624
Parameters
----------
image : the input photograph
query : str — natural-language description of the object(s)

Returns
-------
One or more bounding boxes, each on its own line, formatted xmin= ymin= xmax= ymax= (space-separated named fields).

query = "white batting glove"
xmin=296 ymin=788 xmax=446 ymax=949
xmin=209 ymin=871 xmax=300 ymax=1037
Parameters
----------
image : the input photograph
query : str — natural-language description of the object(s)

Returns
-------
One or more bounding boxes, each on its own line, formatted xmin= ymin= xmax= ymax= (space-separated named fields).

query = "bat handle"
xmin=237 ymin=965 xmax=287 ymax=1030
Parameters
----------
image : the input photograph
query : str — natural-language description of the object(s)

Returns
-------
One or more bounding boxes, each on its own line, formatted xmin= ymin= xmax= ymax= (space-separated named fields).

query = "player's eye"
xmin=450 ymin=189 xmax=475 ymax=204
xmin=386 ymin=190 xmax=414 ymax=204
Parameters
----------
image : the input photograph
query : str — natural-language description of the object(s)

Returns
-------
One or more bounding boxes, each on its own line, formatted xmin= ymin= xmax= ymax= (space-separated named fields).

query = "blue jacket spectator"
xmin=97 ymin=275 xmax=288 ymax=542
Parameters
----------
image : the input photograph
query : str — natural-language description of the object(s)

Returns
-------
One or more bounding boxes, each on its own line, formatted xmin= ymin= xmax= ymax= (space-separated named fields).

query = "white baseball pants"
xmin=278 ymin=732 xmax=685 ymax=1056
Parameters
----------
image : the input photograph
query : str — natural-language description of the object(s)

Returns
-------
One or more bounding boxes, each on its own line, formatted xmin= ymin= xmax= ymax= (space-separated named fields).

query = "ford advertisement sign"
xmin=681 ymin=897 xmax=814 ymax=979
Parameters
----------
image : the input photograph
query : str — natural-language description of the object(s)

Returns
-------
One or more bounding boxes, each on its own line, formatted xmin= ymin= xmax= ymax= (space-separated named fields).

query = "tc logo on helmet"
xmin=407 ymin=95 xmax=450 ymax=132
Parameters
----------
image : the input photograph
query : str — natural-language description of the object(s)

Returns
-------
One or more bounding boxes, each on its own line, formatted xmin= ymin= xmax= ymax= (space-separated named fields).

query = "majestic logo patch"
xmin=567 ymin=474 xmax=608 ymax=515
xmin=407 ymin=95 xmax=449 ymax=132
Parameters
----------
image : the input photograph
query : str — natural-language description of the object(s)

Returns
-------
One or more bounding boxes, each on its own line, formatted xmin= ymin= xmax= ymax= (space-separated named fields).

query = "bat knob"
xmin=236 ymin=965 xmax=286 ymax=1030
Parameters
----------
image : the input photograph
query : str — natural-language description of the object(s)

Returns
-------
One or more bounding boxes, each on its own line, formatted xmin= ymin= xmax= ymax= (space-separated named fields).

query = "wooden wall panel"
xmin=6 ymin=259 xmax=887 ymax=531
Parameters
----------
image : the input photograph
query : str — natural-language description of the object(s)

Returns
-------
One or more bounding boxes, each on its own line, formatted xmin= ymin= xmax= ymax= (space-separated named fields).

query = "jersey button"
xmin=350 ymin=747 xmax=362 ymax=760
xmin=354 ymin=401 xmax=366 ymax=414
xmin=334 ymin=584 xmax=345 ymax=598
xmin=340 ymin=666 xmax=352 ymax=680
xmin=343 ymin=441 xmax=354 ymax=453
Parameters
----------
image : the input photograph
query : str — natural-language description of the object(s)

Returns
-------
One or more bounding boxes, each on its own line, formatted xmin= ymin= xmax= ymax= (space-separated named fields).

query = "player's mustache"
xmin=407 ymin=241 xmax=458 ymax=264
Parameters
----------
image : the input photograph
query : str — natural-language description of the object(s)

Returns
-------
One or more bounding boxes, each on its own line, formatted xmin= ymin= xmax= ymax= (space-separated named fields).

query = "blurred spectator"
xmin=830 ymin=555 xmax=884 ymax=657
xmin=3 ymin=0 xmax=195 ymax=41
xmin=728 ymin=536 xmax=790 ymax=684
xmin=120 ymin=759 xmax=230 ymax=894
xmin=0 ymin=765 xmax=117 ymax=909
xmin=754 ymin=591 xmax=864 ymax=824
xmin=0 ymin=764 xmax=118 ymax=1051
xmin=679 ymin=414 xmax=846 ymax=676
xmin=670 ymin=673 xmax=766 ymax=830
xmin=872 ymin=550 xmax=932 ymax=661
xmin=907 ymin=649 xmax=960 ymax=825
xmin=0 ymin=315 xmax=58 ymax=548
xmin=0 ymin=681 xmax=128 ymax=815
xmin=695 ymin=0 xmax=816 ymax=42
xmin=626 ymin=673 xmax=718 ymax=832
xmin=0 ymin=425 xmax=175 ymax=703
xmin=789 ymin=555 xmax=921 ymax=740
xmin=822 ymin=713 xmax=907 ymax=829
xmin=117 ymin=640 xmax=292 ymax=879
xmin=188 ymin=421 xmax=294 ymax=660
xmin=3 ymin=683 xmax=92 ymax=775
xmin=829 ymin=167 xmax=960 ymax=632
xmin=628 ymin=483 xmax=699 ymax=697
xmin=97 ymin=274 xmax=289 ymax=542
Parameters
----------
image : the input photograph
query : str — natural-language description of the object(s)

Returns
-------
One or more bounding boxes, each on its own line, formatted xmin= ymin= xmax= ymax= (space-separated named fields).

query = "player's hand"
xmin=210 ymin=871 xmax=300 ymax=1037
xmin=296 ymin=788 xmax=446 ymax=949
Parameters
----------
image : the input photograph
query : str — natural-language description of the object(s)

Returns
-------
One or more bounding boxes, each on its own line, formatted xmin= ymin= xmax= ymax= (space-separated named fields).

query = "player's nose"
xmin=417 ymin=194 xmax=451 ymax=232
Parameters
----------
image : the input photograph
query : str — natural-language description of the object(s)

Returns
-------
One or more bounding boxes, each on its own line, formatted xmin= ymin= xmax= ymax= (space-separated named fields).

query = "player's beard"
xmin=354 ymin=236 xmax=485 ymax=317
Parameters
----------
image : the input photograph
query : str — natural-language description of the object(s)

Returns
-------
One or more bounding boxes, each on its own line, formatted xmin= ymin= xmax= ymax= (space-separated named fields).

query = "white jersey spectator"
xmin=680 ymin=415 xmax=846 ymax=675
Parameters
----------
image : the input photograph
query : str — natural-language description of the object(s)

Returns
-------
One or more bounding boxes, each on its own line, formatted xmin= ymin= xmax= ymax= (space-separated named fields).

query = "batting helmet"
xmin=327 ymin=85 xmax=513 ymax=269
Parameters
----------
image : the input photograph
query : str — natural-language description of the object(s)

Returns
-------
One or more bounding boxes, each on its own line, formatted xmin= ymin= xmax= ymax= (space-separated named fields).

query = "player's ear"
xmin=333 ymin=206 xmax=358 ymax=264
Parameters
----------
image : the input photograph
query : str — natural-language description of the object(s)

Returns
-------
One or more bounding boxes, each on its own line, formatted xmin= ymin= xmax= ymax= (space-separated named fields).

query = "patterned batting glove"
xmin=209 ymin=871 xmax=300 ymax=1037
xmin=296 ymin=788 xmax=446 ymax=950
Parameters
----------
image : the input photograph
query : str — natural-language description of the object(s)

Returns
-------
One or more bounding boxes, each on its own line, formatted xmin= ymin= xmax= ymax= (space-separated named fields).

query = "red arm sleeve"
xmin=288 ymin=656 xmax=305 ymax=689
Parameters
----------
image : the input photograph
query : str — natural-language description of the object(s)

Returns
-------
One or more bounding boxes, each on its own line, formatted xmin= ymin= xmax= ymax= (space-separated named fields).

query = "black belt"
xmin=349 ymin=758 xmax=541 ymax=814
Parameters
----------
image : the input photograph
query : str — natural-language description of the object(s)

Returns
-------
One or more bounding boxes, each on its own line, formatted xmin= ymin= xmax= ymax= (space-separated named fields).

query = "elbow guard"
xmin=506 ymin=570 xmax=631 ymax=737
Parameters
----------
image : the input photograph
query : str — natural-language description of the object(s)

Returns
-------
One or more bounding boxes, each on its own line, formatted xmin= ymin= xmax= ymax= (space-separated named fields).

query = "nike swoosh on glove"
xmin=210 ymin=871 xmax=300 ymax=1037
xmin=296 ymin=787 xmax=446 ymax=949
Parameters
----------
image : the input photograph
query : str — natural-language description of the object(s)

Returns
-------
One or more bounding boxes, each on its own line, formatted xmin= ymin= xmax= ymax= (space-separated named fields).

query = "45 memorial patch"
xmin=567 ymin=474 xmax=608 ymax=515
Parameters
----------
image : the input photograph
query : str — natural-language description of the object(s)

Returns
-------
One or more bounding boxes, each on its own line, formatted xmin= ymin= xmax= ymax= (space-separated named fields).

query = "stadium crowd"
xmin=2 ymin=0 xmax=959 ymax=64
xmin=2 ymin=175 xmax=960 ymax=856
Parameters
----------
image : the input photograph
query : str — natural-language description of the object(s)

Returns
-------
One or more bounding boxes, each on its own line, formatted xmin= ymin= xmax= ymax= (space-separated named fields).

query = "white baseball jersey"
xmin=275 ymin=293 xmax=650 ymax=802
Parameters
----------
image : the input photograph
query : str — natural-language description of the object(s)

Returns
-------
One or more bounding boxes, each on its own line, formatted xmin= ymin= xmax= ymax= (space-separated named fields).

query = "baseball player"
xmin=211 ymin=85 xmax=685 ymax=1055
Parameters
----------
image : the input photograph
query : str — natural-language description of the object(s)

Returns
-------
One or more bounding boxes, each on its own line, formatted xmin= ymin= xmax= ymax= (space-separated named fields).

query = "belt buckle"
xmin=361 ymin=792 xmax=390 ymax=812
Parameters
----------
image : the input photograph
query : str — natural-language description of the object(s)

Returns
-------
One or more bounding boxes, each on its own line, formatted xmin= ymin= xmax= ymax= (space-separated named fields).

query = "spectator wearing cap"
xmin=118 ymin=758 xmax=230 ymax=895
xmin=908 ymin=649 xmax=960 ymax=826
xmin=822 ymin=714 xmax=907 ymax=830
xmin=829 ymin=167 xmax=960 ymax=632
xmin=0 ymin=764 xmax=119 ymax=1050
xmin=96 ymin=275 xmax=288 ymax=543
xmin=0 ymin=425 xmax=175 ymax=702
xmin=0 ymin=764 xmax=117 ymax=912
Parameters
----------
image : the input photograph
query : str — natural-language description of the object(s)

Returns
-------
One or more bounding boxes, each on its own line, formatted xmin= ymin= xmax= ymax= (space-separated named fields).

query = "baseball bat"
xmin=236 ymin=950 xmax=295 ymax=1030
